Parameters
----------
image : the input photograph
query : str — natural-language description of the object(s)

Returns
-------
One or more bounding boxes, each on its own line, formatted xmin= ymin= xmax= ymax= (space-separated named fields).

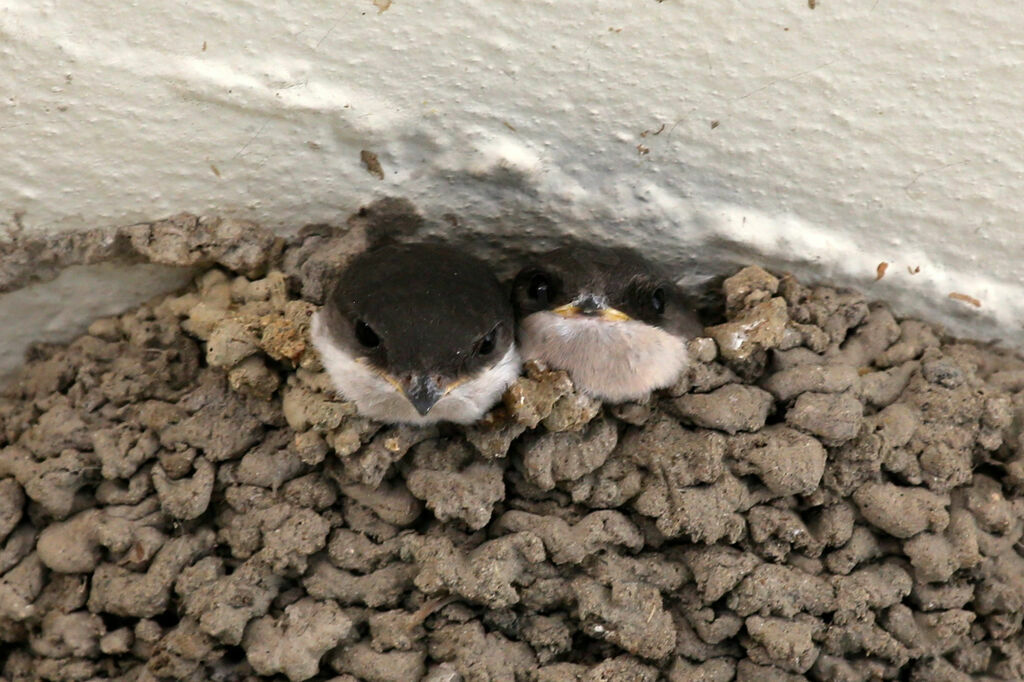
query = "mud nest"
xmin=2 ymin=216 xmax=1024 ymax=681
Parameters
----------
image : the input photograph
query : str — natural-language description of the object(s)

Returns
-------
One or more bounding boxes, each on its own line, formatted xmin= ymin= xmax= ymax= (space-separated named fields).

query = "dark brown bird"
xmin=312 ymin=243 xmax=519 ymax=424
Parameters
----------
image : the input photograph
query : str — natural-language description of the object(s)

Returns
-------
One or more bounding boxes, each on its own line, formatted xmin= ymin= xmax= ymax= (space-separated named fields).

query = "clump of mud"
xmin=3 ymin=219 xmax=1024 ymax=681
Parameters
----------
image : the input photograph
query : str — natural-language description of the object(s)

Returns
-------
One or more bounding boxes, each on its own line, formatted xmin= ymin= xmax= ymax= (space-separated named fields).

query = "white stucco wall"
xmin=2 ymin=1 xmax=1023 ymax=373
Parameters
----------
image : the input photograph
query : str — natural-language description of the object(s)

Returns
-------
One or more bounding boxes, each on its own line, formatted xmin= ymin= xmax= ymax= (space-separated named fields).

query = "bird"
xmin=311 ymin=243 xmax=520 ymax=425
xmin=511 ymin=245 xmax=701 ymax=403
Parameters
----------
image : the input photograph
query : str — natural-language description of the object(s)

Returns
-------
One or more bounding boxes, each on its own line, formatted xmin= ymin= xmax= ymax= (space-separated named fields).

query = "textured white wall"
xmin=2 ymin=1 xmax=1023 ymax=371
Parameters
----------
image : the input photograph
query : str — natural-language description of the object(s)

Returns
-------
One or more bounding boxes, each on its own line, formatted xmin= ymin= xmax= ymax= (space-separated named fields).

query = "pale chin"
xmin=518 ymin=311 xmax=689 ymax=403
xmin=310 ymin=310 xmax=521 ymax=425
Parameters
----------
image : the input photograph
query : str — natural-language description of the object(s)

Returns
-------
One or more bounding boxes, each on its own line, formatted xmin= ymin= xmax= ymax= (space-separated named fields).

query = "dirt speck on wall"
xmin=2 ymin=208 xmax=1024 ymax=681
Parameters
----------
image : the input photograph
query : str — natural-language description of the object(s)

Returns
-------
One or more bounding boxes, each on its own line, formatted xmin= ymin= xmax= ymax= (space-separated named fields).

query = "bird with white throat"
xmin=512 ymin=245 xmax=702 ymax=403
xmin=311 ymin=243 xmax=520 ymax=425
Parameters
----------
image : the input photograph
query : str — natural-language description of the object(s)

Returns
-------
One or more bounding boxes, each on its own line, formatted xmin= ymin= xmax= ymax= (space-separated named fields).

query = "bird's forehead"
xmin=342 ymin=245 xmax=499 ymax=294
xmin=543 ymin=247 xmax=655 ymax=295
xmin=350 ymin=273 xmax=503 ymax=333
xmin=334 ymin=244 xmax=509 ymax=371
xmin=367 ymin=306 xmax=498 ymax=372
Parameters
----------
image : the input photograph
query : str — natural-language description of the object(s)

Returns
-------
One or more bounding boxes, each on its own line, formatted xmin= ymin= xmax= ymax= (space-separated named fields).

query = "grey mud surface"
xmin=3 ymin=206 xmax=1024 ymax=681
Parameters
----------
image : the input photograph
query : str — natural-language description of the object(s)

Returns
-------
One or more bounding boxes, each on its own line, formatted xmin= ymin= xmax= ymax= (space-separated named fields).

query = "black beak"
xmin=402 ymin=375 xmax=445 ymax=416
xmin=576 ymin=294 xmax=605 ymax=316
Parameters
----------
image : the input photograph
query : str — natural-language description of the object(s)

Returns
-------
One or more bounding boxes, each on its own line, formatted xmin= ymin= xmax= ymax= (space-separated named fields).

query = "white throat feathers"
xmin=518 ymin=311 xmax=688 ymax=403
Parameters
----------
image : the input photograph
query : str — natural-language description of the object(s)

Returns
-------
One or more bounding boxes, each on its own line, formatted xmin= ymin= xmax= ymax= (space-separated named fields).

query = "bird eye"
xmin=651 ymin=287 xmax=666 ymax=315
xmin=476 ymin=328 xmax=497 ymax=356
xmin=354 ymin=320 xmax=380 ymax=348
xmin=527 ymin=273 xmax=552 ymax=305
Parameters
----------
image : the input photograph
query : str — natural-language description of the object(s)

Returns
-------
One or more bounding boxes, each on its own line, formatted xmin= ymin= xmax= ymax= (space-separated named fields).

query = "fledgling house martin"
xmin=311 ymin=243 xmax=520 ymax=425
xmin=512 ymin=245 xmax=701 ymax=403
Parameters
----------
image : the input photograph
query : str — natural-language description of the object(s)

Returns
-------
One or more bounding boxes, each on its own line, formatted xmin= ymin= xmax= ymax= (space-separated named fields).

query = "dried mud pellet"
xmin=670 ymin=383 xmax=774 ymax=434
